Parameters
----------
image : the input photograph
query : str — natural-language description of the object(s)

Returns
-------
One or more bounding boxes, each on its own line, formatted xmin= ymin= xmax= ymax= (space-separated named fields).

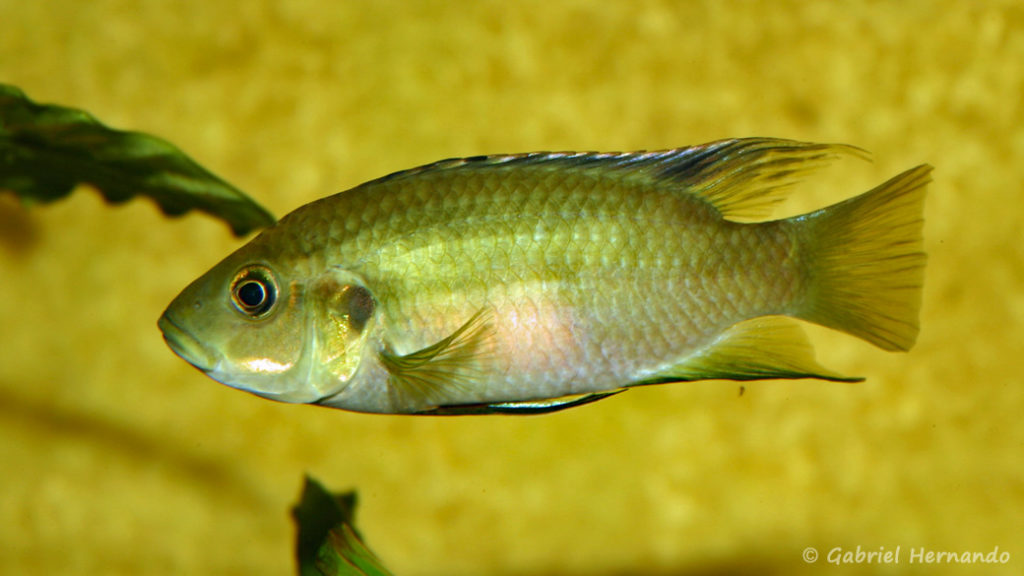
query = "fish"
xmin=158 ymin=138 xmax=930 ymax=415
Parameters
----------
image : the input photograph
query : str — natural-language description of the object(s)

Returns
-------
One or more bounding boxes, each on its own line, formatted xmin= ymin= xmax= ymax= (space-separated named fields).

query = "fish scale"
xmin=355 ymin=175 xmax=724 ymax=391
xmin=376 ymin=175 xmax=754 ymax=395
xmin=159 ymin=138 xmax=929 ymax=414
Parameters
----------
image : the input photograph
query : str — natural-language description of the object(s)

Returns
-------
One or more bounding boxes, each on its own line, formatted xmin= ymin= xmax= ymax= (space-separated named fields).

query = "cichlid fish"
xmin=158 ymin=138 xmax=930 ymax=415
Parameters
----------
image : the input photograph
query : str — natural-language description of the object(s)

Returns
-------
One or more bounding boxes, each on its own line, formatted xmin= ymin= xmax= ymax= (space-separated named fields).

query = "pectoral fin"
xmin=380 ymin=309 xmax=495 ymax=409
xmin=631 ymin=316 xmax=862 ymax=386
xmin=415 ymin=391 xmax=623 ymax=416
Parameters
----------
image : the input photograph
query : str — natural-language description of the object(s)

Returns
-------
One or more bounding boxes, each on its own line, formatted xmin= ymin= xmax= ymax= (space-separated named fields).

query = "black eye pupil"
xmin=237 ymin=281 xmax=266 ymax=308
xmin=231 ymin=266 xmax=278 ymax=317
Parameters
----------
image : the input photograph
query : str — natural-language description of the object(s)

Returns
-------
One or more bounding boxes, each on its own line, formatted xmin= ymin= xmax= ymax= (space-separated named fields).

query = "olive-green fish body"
xmin=158 ymin=139 xmax=930 ymax=415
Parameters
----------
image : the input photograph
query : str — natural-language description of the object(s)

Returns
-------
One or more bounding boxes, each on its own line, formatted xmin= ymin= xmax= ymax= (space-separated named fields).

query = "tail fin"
xmin=794 ymin=165 xmax=932 ymax=351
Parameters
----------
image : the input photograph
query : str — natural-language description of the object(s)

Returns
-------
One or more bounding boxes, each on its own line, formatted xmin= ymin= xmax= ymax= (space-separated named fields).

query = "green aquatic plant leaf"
xmin=293 ymin=476 xmax=395 ymax=576
xmin=0 ymin=83 xmax=275 ymax=236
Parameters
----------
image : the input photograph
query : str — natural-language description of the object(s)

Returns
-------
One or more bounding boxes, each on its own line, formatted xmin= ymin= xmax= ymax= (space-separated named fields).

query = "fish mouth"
xmin=158 ymin=312 xmax=217 ymax=373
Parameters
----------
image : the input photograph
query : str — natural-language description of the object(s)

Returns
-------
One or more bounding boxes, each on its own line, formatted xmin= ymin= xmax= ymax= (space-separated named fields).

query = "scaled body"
xmin=159 ymin=139 xmax=930 ymax=415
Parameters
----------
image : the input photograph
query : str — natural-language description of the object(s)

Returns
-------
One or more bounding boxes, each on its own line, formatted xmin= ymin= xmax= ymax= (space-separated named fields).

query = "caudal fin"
xmin=795 ymin=165 xmax=931 ymax=351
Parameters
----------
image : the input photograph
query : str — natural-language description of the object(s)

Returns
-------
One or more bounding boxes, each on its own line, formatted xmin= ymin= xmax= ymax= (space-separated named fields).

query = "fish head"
xmin=158 ymin=241 xmax=376 ymax=404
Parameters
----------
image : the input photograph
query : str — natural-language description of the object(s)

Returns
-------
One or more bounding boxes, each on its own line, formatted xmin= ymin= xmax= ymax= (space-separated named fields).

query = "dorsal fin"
xmin=659 ymin=139 xmax=867 ymax=220
xmin=366 ymin=138 xmax=865 ymax=221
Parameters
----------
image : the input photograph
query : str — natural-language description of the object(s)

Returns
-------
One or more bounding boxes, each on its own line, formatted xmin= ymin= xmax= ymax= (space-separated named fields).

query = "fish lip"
xmin=158 ymin=312 xmax=217 ymax=373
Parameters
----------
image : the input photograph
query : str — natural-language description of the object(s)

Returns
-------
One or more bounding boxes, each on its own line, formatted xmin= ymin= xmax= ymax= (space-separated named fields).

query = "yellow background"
xmin=1 ymin=1 xmax=1021 ymax=574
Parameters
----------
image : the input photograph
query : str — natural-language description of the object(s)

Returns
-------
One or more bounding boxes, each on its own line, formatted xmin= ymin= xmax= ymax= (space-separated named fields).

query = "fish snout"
xmin=158 ymin=311 xmax=218 ymax=373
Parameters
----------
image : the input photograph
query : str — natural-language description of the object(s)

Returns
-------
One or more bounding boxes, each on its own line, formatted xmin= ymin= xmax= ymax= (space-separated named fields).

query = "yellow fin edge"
xmin=630 ymin=316 xmax=862 ymax=386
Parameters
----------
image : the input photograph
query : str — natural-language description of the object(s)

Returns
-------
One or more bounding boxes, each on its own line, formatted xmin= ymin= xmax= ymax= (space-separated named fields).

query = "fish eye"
xmin=230 ymin=266 xmax=278 ymax=318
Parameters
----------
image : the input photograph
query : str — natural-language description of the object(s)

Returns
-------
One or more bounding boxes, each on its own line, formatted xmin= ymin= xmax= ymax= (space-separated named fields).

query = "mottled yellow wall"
xmin=1 ymin=1 xmax=1021 ymax=575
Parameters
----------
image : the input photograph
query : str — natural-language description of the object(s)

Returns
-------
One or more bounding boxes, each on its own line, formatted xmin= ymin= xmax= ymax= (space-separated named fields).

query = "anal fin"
xmin=631 ymin=316 xmax=862 ymax=386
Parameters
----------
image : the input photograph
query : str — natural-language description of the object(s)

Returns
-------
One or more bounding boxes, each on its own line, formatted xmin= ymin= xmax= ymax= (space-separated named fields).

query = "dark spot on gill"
xmin=347 ymin=285 xmax=375 ymax=331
